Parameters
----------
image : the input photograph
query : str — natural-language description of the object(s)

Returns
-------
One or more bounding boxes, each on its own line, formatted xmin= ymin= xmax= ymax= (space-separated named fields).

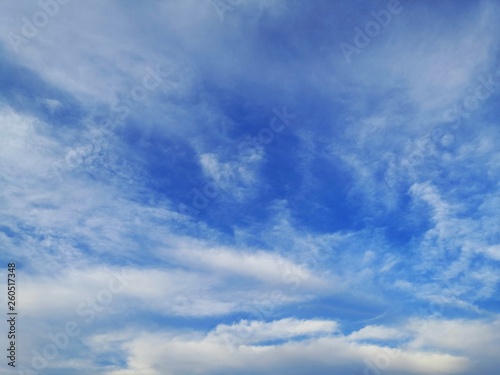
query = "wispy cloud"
xmin=0 ymin=0 xmax=499 ymax=374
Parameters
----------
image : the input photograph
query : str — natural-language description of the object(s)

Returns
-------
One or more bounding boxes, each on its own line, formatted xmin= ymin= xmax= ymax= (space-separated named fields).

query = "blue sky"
xmin=0 ymin=0 xmax=499 ymax=374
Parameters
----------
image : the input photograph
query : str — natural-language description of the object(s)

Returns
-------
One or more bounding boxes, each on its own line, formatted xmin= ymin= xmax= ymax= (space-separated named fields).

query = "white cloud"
xmin=407 ymin=317 xmax=500 ymax=355
xmin=197 ymin=150 xmax=263 ymax=201
xmin=485 ymin=245 xmax=500 ymax=261
xmin=170 ymin=242 xmax=326 ymax=289
xmin=348 ymin=325 xmax=406 ymax=342
xmin=81 ymin=317 xmax=476 ymax=375
xmin=209 ymin=318 xmax=338 ymax=345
